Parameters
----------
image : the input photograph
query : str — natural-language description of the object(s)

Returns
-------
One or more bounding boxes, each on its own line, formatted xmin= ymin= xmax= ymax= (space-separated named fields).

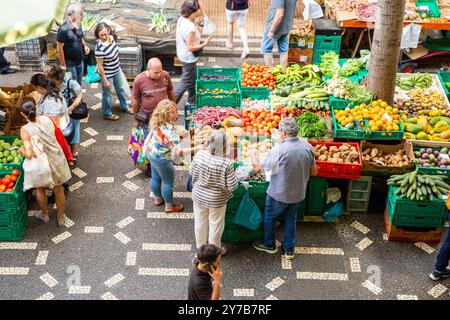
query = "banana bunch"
xmin=396 ymin=73 xmax=432 ymax=91
xmin=387 ymin=169 xmax=450 ymax=201
xmin=272 ymin=64 xmax=323 ymax=86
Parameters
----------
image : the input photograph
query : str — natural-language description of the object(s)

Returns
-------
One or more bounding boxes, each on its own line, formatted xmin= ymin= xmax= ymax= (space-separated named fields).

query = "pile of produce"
xmin=241 ymin=109 xmax=281 ymax=136
xmin=314 ymin=143 xmax=360 ymax=164
xmin=414 ymin=147 xmax=450 ymax=169
xmin=326 ymin=77 xmax=375 ymax=103
xmin=320 ymin=52 xmax=340 ymax=78
xmin=273 ymin=106 xmax=304 ymax=118
xmin=290 ymin=20 xmax=314 ymax=37
xmin=326 ymin=0 xmax=364 ymax=13
xmin=0 ymin=169 xmax=20 ymax=193
xmin=339 ymin=59 xmax=363 ymax=77
xmin=357 ymin=2 xmax=376 ymax=21
xmin=241 ymin=63 xmax=277 ymax=89
xmin=241 ymin=98 xmax=270 ymax=110
xmin=199 ymin=74 xmax=236 ymax=81
xmin=395 ymin=88 xmax=447 ymax=117
xmin=192 ymin=126 xmax=213 ymax=146
xmin=396 ymin=73 xmax=432 ymax=90
xmin=387 ymin=170 xmax=450 ymax=201
xmin=334 ymin=100 xmax=401 ymax=132
xmin=271 ymin=80 xmax=318 ymax=97
xmin=272 ymin=64 xmax=323 ymax=86
xmin=193 ymin=107 xmax=242 ymax=128
xmin=362 ymin=147 xmax=413 ymax=167
xmin=197 ymin=88 xmax=238 ymax=95
xmin=240 ymin=139 xmax=272 ymax=163
xmin=403 ymin=115 xmax=450 ymax=141
xmin=296 ymin=112 xmax=326 ymax=140
xmin=0 ymin=138 xmax=23 ymax=164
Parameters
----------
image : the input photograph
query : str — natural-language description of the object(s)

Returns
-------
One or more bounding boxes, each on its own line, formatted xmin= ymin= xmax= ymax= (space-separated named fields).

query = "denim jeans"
xmin=71 ymin=119 xmax=80 ymax=145
xmin=260 ymin=33 xmax=289 ymax=55
xmin=263 ymin=195 xmax=300 ymax=251
xmin=435 ymin=213 xmax=450 ymax=272
xmin=101 ymin=71 xmax=129 ymax=117
xmin=67 ymin=62 xmax=84 ymax=86
xmin=149 ymin=156 xmax=174 ymax=205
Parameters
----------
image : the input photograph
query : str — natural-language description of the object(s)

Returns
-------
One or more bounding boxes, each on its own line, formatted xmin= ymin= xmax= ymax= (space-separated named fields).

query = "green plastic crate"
xmin=306 ymin=177 xmax=328 ymax=216
xmin=0 ymin=191 xmax=26 ymax=225
xmin=424 ymin=37 xmax=450 ymax=51
xmin=365 ymin=119 xmax=404 ymax=140
xmin=0 ymin=168 xmax=24 ymax=212
xmin=196 ymin=80 xmax=242 ymax=108
xmin=0 ymin=135 xmax=24 ymax=169
xmin=329 ymin=96 xmax=361 ymax=110
xmin=241 ymin=86 xmax=270 ymax=101
xmin=416 ymin=0 xmax=441 ymax=18
xmin=387 ymin=186 xmax=447 ymax=228
xmin=323 ymin=59 xmax=368 ymax=84
xmin=413 ymin=146 xmax=450 ymax=179
xmin=312 ymin=35 xmax=342 ymax=64
xmin=0 ymin=206 xmax=28 ymax=241
xmin=332 ymin=106 xmax=366 ymax=139
xmin=197 ymin=67 xmax=241 ymax=81
xmin=437 ymin=71 xmax=450 ymax=101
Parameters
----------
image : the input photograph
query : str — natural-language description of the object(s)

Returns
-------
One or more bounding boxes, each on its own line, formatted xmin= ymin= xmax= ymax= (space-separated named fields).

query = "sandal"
xmin=122 ymin=108 xmax=133 ymax=115
xmin=165 ymin=204 xmax=184 ymax=213
xmin=35 ymin=212 xmax=49 ymax=223
xmin=153 ymin=198 xmax=164 ymax=206
xmin=103 ymin=114 xmax=120 ymax=121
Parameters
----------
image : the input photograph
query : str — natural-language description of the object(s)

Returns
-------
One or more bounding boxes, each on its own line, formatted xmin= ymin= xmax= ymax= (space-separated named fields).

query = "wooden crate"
xmin=384 ymin=208 xmax=444 ymax=243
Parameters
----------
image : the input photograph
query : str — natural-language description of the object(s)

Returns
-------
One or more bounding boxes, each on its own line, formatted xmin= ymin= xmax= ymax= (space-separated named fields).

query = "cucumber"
xmin=401 ymin=176 xmax=410 ymax=188
xmin=395 ymin=187 xmax=403 ymax=195
xmin=417 ymin=175 xmax=425 ymax=184
xmin=434 ymin=180 xmax=450 ymax=189
xmin=393 ymin=174 xmax=407 ymax=182
xmin=416 ymin=192 xmax=421 ymax=201
xmin=426 ymin=185 xmax=432 ymax=194
xmin=417 ymin=188 xmax=422 ymax=196
xmin=432 ymin=186 xmax=438 ymax=193
xmin=409 ymin=170 xmax=417 ymax=184
xmin=437 ymin=186 xmax=448 ymax=194
xmin=429 ymin=193 xmax=434 ymax=201
xmin=420 ymin=185 xmax=427 ymax=196
xmin=410 ymin=191 xmax=416 ymax=200
xmin=425 ymin=178 xmax=435 ymax=186
xmin=407 ymin=185 xmax=414 ymax=198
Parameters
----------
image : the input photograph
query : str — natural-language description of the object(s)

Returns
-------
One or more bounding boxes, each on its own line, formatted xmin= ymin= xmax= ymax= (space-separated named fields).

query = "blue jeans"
xmin=260 ymin=32 xmax=289 ymax=55
xmin=71 ymin=119 xmax=80 ymax=145
xmin=101 ymin=71 xmax=129 ymax=117
xmin=67 ymin=62 xmax=84 ymax=85
xmin=263 ymin=195 xmax=300 ymax=251
xmin=149 ymin=156 xmax=174 ymax=205
xmin=435 ymin=213 xmax=450 ymax=272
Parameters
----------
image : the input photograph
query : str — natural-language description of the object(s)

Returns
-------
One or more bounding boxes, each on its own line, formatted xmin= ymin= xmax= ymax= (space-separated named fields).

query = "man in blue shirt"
xmin=250 ymin=117 xmax=317 ymax=260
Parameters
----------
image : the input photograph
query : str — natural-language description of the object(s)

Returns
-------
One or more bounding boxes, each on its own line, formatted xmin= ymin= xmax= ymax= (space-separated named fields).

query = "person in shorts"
xmin=261 ymin=0 xmax=297 ymax=68
xmin=225 ymin=0 xmax=250 ymax=60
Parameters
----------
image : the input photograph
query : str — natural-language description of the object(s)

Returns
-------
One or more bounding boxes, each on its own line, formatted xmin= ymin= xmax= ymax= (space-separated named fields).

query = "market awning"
xmin=0 ymin=0 xmax=69 ymax=47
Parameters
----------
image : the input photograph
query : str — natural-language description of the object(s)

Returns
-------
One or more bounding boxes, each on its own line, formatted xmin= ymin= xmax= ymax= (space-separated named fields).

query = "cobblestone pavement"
xmin=0 ymin=55 xmax=449 ymax=300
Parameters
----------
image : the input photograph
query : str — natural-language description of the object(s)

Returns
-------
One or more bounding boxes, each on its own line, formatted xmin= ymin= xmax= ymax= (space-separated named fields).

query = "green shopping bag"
xmin=232 ymin=190 xmax=263 ymax=231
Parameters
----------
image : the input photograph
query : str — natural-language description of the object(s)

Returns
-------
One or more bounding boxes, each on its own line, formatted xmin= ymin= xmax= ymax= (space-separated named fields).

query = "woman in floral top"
xmin=146 ymin=99 xmax=201 ymax=213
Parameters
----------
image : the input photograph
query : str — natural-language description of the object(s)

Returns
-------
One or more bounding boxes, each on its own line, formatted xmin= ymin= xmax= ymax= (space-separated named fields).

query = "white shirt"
xmin=176 ymin=17 xmax=200 ymax=63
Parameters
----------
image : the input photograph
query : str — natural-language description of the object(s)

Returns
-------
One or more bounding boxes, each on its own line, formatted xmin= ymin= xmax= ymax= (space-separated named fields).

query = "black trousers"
xmin=175 ymin=61 xmax=197 ymax=103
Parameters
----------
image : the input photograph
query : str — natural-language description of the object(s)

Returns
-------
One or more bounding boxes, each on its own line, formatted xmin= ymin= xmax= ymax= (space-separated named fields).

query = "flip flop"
xmin=103 ymin=114 xmax=120 ymax=121
xmin=122 ymin=108 xmax=133 ymax=115
xmin=35 ymin=212 xmax=49 ymax=223
xmin=165 ymin=204 xmax=184 ymax=213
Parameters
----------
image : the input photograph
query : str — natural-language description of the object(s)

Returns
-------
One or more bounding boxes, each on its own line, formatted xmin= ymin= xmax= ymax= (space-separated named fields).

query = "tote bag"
xmin=23 ymin=153 xmax=53 ymax=190
xmin=46 ymin=116 xmax=73 ymax=162
xmin=232 ymin=190 xmax=262 ymax=230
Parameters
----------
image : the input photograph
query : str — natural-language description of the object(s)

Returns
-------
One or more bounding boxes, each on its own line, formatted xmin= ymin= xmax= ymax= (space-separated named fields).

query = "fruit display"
xmin=199 ymin=74 xmax=236 ymax=81
xmin=0 ymin=169 xmax=20 ymax=193
xmin=241 ymin=109 xmax=281 ymax=136
xmin=0 ymin=138 xmax=23 ymax=164
xmin=313 ymin=143 xmax=360 ymax=164
xmin=396 ymin=73 xmax=432 ymax=90
xmin=422 ymin=17 xmax=449 ymax=23
xmin=326 ymin=76 xmax=375 ymax=103
xmin=197 ymin=88 xmax=238 ymax=94
xmin=414 ymin=147 xmax=450 ymax=169
xmin=403 ymin=115 xmax=450 ymax=141
xmin=192 ymin=107 xmax=242 ymax=128
xmin=296 ymin=112 xmax=326 ymax=140
xmin=290 ymin=20 xmax=314 ymax=37
xmin=241 ymin=63 xmax=277 ymax=89
xmin=241 ymin=98 xmax=270 ymax=110
xmin=239 ymin=138 xmax=272 ymax=163
xmin=334 ymin=100 xmax=401 ymax=132
xmin=362 ymin=147 xmax=413 ymax=168
xmin=387 ymin=170 xmax=450 ymax=201
xmin=395 ymin=88 xmax=448 ymax=117
xmin=271 ymin=64 xmax=323 ymax=86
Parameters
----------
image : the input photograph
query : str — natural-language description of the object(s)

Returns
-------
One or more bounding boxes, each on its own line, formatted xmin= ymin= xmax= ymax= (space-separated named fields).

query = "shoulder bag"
xmin=67 ymin=79 xmax=89 ymax=120
xmin=46 ymin=116 xmax=74 ymax=162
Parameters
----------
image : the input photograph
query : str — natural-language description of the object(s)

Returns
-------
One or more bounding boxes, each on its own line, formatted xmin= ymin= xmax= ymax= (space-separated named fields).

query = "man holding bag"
xmin=250 ymin=117 xmax=317 ymax=260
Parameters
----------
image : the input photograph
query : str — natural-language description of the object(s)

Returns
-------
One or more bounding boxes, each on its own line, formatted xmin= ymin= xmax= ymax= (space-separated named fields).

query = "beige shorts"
xmin=225 ymin=9 xmax=249 ymax=27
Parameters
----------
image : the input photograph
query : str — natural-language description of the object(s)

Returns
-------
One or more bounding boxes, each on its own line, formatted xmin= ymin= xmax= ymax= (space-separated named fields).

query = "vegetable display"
xmin=193 ymin=107 xmax=242 ymax=128
xmin=414 ymin=147 xmax=450 ymax=169
xmin=362 ymin=147 xmax=413 ymax=168
xmin=271 ymin=64 xmax=323 ymax=86
xmin=320 ymin=52 xmax=340 ymax=78
xmin=192 ymin=126 xmax=213 ymax=146
xmin=357 ymin=2 xmax=376 ymax=21
xmin=296 ymin=112 xmax=326 ymax=140
xmin=326 ymin=77 xmax=375 ymax=103
xmin=241 ymin=63 xmax=277 ymax=89
xmin=241 ymin=98 xmax=270 ymax=110
xmin=314 ymin=143 xmax=360 ymax=164
xmin=0 ymin=138 xmax=23 ymax=164
xmin=199 ymin=74 xmax=236 ymax=81
xmin=0 ymin=169 xmax=20 ymax=193
xmin=338 ymin=59 xmax=363 ymax=77
xmin=198 ymin=88 xmax=239 ymax=94
xmin=396 ymin=74 xmax=432 ymax=90
xmin=387 ymin=170 xmax=450 ymax=201
xmin=241 ymin=109 xmax=281 ymax=136
xmin=395 ymin=88 xmax=447 ymax=117
xmin=240 ymin=139 xmax=272 ymax=164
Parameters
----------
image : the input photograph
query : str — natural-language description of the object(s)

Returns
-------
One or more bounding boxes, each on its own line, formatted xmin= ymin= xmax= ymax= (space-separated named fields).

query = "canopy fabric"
xmin=0 ymin=0 xmax=69 ymax=47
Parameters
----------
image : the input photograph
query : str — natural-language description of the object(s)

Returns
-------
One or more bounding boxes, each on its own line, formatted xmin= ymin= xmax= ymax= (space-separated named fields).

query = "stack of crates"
xmin=312 ymin=19 xmax=342 ymax=65
xmin=119 ymin=45 xmax=143 ymax=79
xmin=346 ymin=176 xmax=372 ymax=214
xmin=15 ymin=38 xmax=46 ymax=72
xmin=288 ymin=20 xmax=315 ymax=65
xmin=0 ymin=166 xmax=27 ymax=241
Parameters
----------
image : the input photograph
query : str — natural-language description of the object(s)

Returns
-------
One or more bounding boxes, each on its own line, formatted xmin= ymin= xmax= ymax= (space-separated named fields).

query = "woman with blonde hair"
xmin=146 ymin=99 xmax=201 ymax=213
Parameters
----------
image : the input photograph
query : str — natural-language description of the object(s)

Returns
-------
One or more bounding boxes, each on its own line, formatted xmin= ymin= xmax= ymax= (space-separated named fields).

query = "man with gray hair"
xmin=250 ymin=117 xmax=317 ymax=260
xmin=57 ymin=2 xmax=90 ymax=84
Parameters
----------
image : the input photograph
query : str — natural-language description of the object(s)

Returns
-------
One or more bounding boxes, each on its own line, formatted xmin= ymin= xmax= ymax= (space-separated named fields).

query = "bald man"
xmin=132 ymin=58 xmax=176 ymax=135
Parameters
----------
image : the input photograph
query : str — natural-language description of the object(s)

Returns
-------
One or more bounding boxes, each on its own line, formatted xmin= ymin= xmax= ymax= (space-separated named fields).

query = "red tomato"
xmin=11 ymin=169 xmax=20 ymax=177
xmin=10 ymin=175 xmax=17 ymax=182
xmin=5 ymin=188 xmax=13 ymax=193
xmin=2 ymin=176 xmax=11 ymax=185
xmin=8 ymin=182 xmax=14 ymax=189
xmin=0 ymin=184 xmax=5 ymax=192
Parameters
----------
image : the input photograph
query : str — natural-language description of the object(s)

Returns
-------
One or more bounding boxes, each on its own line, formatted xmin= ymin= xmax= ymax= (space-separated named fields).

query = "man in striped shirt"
xmin=95 ymin=22 xmax=132 ymax=120
xmin=189 ymin=131 xmax=238 ymax=253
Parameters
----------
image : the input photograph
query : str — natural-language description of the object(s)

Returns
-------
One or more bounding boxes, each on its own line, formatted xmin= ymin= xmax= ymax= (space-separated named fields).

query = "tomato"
xmin=10 ymin=175 xmax=17 ymax=182
xmin=11 ymin=169 xmax=20 ymax=176
xmin=5 ymin=188 xmax=13 ymax=193
xmin=2 ymin=177 xmax=11 ymax=185
xmin=0 ymin=184 xmax=5 ymax=192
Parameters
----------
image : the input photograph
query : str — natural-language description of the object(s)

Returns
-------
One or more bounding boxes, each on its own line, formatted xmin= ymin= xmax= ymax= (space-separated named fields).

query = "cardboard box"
xmin=384 ymin=208 xmax=444 ymax=243
xmin=361 ymin=140 xmax=415 ymax=176
xmin=289 ymin=20 xmax=315 ymax=49
xmin=288 ymin=48 xmax=313 ymax=65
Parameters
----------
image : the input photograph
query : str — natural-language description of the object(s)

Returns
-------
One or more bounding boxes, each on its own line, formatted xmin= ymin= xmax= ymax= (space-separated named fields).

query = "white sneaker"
xmin=241 ymin=49 xmax=249 ymax=60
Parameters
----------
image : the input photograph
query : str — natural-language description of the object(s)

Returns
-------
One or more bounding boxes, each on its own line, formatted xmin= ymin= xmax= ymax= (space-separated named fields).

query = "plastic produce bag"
xmin=232 ymin=190 xmax=262 ymax=230
xmin=202 ymin=16 xmax=216 ymax=36
xmin=83 ymin=65 xmax=101 ymax=84
xmin=322 ymin=199 xmax=344 ymax=222
xmin=235 ymin=165 xmax=255 ymax=181
xmin=23 ymin=153 xmax=53 ymax=191
xmin=326 ymin=187 xmax=341 ymax=204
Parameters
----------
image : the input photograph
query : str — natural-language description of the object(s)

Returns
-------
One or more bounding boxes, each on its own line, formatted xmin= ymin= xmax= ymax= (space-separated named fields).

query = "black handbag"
xmin=67 ymin=79 xmax=89 ymax=120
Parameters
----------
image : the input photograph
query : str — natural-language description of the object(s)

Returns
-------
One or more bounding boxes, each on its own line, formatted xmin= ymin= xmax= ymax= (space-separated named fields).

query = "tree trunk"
xmin=367 ymin=0 xmax=406 ymax=105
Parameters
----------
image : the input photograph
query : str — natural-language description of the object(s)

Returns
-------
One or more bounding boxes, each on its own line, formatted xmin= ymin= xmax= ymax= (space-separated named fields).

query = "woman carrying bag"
xmin=19 ymin=100 xmax=72 ymax=227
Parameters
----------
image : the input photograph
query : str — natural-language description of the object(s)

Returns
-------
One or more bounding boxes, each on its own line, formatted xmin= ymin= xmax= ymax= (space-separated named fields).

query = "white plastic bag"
xmin=23 ymin=153 xmax=53 ymax=191
xmin=303 ymin=0 xmax=324 ymax=20
xmin=202 ymin=16 xmax=216 ymax=36
xmin=401 ymin=23 xmax=422 ymax=49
